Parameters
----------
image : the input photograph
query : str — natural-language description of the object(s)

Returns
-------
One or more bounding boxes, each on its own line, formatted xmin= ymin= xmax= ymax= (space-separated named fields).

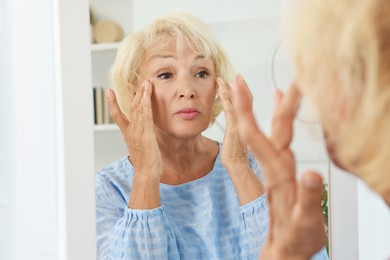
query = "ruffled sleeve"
xmin=96 ymin=174 xmax=180 ymax=260
xmin=240 ymin=194 xmax=269 ymax=259
xmin=237 ymin=152 xmax=269 ymax=258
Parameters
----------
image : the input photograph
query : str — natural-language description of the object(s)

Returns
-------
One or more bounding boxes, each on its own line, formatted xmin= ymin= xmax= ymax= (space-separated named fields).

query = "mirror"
xmin=90 ymin=0 xmax=332 ymax=257
xmin=89 ymin=0 xmax=330 ymax=259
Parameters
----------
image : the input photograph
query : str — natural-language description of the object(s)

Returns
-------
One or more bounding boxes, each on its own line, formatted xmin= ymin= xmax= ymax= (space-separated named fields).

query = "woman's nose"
xmin=177 ymin=76 xmax=196 ymax=99
xmin=179 ymin=92 xmax=195 ymax=99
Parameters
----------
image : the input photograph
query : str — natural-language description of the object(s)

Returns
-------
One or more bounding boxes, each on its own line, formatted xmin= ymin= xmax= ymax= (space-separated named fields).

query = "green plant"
xmin=321 ymin=184 xmax=329 ymax=254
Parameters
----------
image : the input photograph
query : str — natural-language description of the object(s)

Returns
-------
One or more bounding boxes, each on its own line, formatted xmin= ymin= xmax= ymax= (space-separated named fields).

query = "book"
xmin=94 ymin=87 xmax=104 ymax=124
xmin=103 ymin=88 xmax=113 ymax=124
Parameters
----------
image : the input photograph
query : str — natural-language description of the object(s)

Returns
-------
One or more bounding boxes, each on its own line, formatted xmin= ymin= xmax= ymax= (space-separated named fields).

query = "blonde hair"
xmin=110 ymin=12 xmax=235 ymax=125
xmin=285 ymin=0 xmax=390 ymax=195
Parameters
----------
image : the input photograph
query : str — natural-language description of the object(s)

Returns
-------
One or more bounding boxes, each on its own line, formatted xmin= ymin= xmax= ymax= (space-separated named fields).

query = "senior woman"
xmin=95 ymin=12 xmax=270 ymax=259
xmin=233 ymin=0 xmax=390 ymax=259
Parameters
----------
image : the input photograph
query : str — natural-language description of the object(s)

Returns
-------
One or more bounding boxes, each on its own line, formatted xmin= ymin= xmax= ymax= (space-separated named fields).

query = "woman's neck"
xmin=156 ymin=134 xmax=218 ymax=185
xmin=157 ymin=136 xmax=207 ymax=166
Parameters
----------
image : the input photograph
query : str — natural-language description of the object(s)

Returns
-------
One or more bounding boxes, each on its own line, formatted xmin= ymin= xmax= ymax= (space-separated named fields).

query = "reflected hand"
xmin=217 ymin=76 xmax=264 ymax=205
xmin=231 ymin=76 xmax=326 ymax=259
xmin=217 ymin=77 xmax=248 ymax=170
xmin=107 ymin=80 xmax=162 ymax=181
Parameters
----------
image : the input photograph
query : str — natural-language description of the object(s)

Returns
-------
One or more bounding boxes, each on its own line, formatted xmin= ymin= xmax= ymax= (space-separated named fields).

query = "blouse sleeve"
xmin=240 ymin=193 xmax=269 ymax=259
xmin=237 ymin=151 xmax=269 ymax=258
xmin=96 ymin=174 xmax=180 ymax=260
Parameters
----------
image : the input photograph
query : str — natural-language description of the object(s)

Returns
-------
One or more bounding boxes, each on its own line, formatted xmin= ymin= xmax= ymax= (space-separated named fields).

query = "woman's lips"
xmin=176 ymin=108 xmax=200 ymax=120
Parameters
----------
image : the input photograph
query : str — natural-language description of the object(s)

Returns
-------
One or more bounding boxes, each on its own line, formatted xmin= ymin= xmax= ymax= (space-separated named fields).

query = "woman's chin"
xmin=329 ymin=155 xmax=345 ymax=171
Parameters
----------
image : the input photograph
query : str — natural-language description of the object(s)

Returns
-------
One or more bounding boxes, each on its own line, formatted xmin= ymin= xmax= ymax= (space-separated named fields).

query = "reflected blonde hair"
xmin=285 ymin=0 xmax=390 ymax=195
xmin=110 ymin=12 xmax=235 ymax=125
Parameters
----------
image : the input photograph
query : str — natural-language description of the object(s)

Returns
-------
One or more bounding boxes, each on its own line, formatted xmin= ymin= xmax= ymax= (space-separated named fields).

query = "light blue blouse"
xmin=96 ymin=145 xmax=328 ymax=259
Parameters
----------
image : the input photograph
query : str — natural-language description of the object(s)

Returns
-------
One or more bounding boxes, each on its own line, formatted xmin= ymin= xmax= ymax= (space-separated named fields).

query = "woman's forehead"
xmin=144 ymin=50 xmax=214 ymax=68
xmin=146 ymin=37 xmax=206 ymax=57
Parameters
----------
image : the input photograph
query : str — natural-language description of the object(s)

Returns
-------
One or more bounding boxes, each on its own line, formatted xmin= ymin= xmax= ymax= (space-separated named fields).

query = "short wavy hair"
xmin=110 ymin=12 xmax=236 ymax=125
xmin=285 ymin=0 xmax=390 ymax=195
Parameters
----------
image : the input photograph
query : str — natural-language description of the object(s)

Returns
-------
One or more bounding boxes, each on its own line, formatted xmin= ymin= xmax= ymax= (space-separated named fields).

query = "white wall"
xmin=0 ymin=0 xmax=96 ymax=259
xmin=133 ymin=0 xmax=281 ymax=29
xmin=329 ymin=166 xmax=359 ymax=259
xmin=0 ymin=0 xmax=60 ymax=259
xmin=0 ymin=1 xmax=13 ymax=258
xmin=358 ymin=182 xmax=390 ymax=260
xmin=55 ymin=0 xmax=97 ymax=258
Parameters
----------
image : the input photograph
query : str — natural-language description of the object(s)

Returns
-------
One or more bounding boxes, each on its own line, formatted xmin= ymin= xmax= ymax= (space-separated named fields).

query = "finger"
xmin=280 ymin=82 xmax=301 ymax=117
xmin=298 ymin=170 xmax=323 ymax=211
xmin=297 ymin=170 xmax=326 ymax=250
xmin=142 ymin=81 xmax=154 ymax=131
xmin=217 ymin=77 xmax=236 ymax=124
xmin=273 ymin=87 xmax=283 ymax=107
xmin=131 ymin=82 xmax=147 ymax=140
xmin=130 ymin=84 xmax=144 ymax=123
xmin=106 ymin=88 xmax=130 ymax=133
xmin=270 ymin=83 xmax=301 ymax=150
xmin=231 ymin=74 xmax=277 ymax=164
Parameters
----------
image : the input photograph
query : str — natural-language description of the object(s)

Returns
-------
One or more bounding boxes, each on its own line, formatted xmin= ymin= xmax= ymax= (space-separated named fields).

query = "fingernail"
xmin=302 ymin=174 xmax=322 ymax=189
xmin=273 ymin=88 xmax=282 ymax=101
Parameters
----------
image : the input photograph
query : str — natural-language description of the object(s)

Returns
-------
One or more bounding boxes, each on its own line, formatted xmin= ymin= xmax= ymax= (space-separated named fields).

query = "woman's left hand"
xmin=217 ymin=76 xmax=264 ymax=205
xmin=217 ymin=77 xmax=248 ymax=170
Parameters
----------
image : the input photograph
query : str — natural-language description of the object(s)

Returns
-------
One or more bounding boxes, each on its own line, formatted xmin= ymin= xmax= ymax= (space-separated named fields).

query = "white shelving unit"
xmin=90 ymin=0 xmax=132 ymax=171
xmin=93 ymin=124 xmax=119 ymax=132
xmin=91 ymin=40 xmax=128 ymax=171
xmin=91 ymin=42 xmax=120 ymax=52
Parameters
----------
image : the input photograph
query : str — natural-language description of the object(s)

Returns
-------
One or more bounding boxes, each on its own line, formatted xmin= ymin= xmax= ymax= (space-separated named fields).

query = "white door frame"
xmin=54 ymin=0 xmax=96 ymax=259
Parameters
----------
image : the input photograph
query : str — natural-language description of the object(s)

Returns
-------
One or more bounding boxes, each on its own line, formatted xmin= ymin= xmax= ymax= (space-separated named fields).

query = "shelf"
xmin=94 ymin=124 xmax=120 ymax=132
xmin=91 ymin=42 xmax=120 ymax=52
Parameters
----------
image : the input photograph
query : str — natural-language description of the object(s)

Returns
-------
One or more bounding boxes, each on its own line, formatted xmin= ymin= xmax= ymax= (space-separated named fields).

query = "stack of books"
xmin=93 ymin=87 xmax=113 ymax=125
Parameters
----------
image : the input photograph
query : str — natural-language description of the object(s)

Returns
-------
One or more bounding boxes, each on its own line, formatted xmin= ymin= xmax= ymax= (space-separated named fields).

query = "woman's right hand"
xmin=107 ymin=80 xmax=162 ymax=209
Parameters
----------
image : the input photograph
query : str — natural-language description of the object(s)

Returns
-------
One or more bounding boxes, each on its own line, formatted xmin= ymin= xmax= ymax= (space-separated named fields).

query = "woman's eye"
xmin=157 ymin=72 xmax=173 ymax=80
xmin=195 ymin=70 xmax=209 ymax=78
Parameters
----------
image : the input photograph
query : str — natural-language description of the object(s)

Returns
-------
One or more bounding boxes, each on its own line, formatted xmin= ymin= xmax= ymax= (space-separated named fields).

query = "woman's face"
xmin=139 ymin=40 xmax=217 ymax=139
